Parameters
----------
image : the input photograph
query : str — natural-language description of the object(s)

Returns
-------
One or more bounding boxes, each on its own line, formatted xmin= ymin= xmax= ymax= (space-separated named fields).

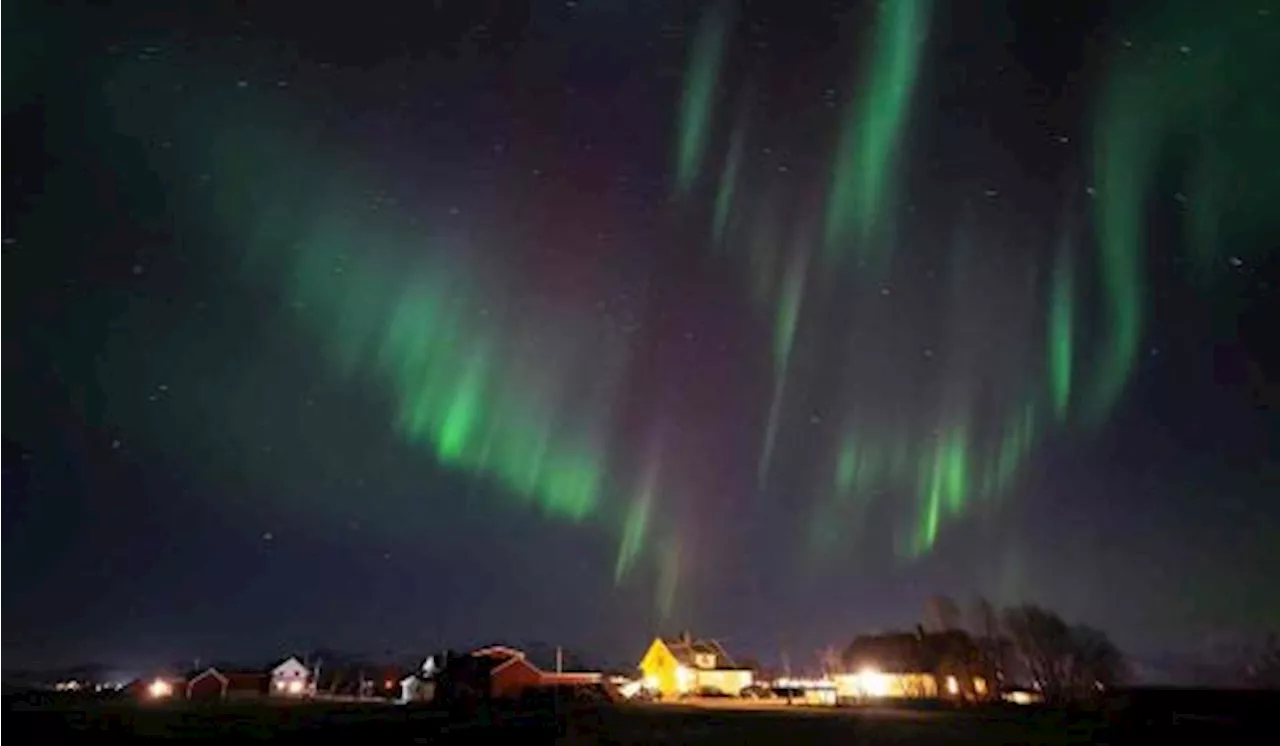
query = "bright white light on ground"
xmin=148 ymin=679 xmax=172 ymax=699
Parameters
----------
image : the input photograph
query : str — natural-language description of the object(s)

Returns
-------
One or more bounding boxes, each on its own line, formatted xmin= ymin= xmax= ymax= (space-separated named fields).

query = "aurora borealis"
xmin=6 ymin=0 xmax=1279 ymax=670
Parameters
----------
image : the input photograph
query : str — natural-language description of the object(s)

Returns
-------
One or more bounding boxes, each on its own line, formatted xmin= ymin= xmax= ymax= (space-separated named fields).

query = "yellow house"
xmin=638 ymin=633 xmax=754 ymax=698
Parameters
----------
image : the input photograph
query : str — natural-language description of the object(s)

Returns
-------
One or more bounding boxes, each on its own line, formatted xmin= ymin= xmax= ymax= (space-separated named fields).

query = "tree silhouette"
xmin=924 ymin=595 xmax=962 ymax=633
xmin=1243 ymin=633 xmax=1280 ymax=688
xmin=968 ymin=596 xmax=1007 ymax=693
xmin=1001 ymin=605 xmax=1123 ymax=702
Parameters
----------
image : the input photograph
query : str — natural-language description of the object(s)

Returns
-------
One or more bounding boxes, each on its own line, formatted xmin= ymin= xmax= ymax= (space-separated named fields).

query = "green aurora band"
xmin=95 ymin=0 xmax=1277 ymax=614
xmin=1089 ymin=0 xmax=1279 ymax=421
xmin=823 ymin=0 xmax=929 ymax=262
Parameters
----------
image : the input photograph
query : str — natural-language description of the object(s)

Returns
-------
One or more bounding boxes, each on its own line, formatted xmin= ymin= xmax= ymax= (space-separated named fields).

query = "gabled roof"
xmin=187 ymin=667 xmax=229 ymax=684
xmin=661 ymin=636 xmax=740 ymax=670
xmin=185 ymin=667 xmax=267 ymax=691
xmin=270 ymin=656 xmax=307 ymax=673
xmin=470 ymin=645 xmax=525 ymax=661
xmin=490 ymin=654 xmax=541 ymax=677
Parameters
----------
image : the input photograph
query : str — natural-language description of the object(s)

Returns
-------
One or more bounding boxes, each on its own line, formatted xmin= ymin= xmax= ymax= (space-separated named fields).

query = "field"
xmin=4 ymin=690 xmax=1264 ymax=743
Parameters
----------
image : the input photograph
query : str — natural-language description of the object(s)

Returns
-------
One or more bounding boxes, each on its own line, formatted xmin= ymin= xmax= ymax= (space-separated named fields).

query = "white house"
xmin=270 ymin=656 xmax=310 ymax=696
xmin=398 ymin=656 xmax=438 ymax=704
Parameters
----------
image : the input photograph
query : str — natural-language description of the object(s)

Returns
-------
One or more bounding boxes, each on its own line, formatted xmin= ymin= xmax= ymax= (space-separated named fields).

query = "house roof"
xmin=661 ymin=636 xmax=740 ymax=670
xmin=187 ymin=668 xmax=229 ymax=684
xmin=471 ymin=645 xmax=525 ymax=661
xmin=270 ymin=656 xmax=307 ymax=672
xmin=185 ymin=667 xmax=267 ymax=690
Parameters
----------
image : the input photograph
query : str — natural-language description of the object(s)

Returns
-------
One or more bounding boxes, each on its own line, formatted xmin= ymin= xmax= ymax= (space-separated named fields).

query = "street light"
xmin=148 ymin=679 xmax=173 ymax=699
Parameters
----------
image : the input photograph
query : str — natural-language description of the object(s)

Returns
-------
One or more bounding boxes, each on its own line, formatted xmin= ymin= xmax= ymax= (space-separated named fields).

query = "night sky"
xmin=5 ymin=0 xmax=1278 ymax=674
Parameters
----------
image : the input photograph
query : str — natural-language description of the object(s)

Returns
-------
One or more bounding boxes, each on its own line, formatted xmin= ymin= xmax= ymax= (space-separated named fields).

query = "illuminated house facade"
xmin=833 ymin=629 xmax=989 ymax=702
xmin=638 ymin=633 xmax=754 ymax=697
xmin=269 ymin=656 xmax=311 ymax=696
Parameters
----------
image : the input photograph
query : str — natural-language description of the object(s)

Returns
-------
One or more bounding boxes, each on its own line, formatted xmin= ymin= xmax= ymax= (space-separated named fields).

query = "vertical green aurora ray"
xmin=1090 ymin=1 xmax=1279 ymax=422
xmin=615 ymin=454 xmax=660 ymax=582
xmin=712 ymin=120 xmax=746 ymax=247
xmin=674 ymin=3 xmax=730 ymax=197
xmin=746 ymin=202 xmax=782 ymax=307
xmin=909 ymin=425 xmax=969 ymax=555
xmin=1049 ymin=247 xmax=1074 ymax=420
xmin=823 ymin=0 xmax=928 ymax=261
xmin=1090 ymin=108 xmax=1146 ymax=425
xmin=656 ymin=536 xmax=682 ymax=619
xmin=758 ymin=244 xmax=809 ymax=487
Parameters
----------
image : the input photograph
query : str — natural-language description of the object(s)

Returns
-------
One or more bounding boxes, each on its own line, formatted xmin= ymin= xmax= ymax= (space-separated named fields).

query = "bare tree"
xmin=1002 ymin=605 xmax=1124 ymax=702
xmin=968 ymin=596 xmax=1005 ymax=692
xmin=817 ymin=646 xmax=843 ymax=676
xmin=924 ymin=595 xmax=962 ymax=633
xmin=1065 ymin=625 xmax=1124 ymax=695
xmin=968 ymin=597 xmax=1000 ymax=641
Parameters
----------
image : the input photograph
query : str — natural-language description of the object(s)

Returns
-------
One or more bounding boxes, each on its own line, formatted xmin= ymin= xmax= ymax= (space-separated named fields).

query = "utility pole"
xmin=556 ymin=646 xmax=563 ymax=674
xmin=782 ymin=648 xmax=793 ymax=706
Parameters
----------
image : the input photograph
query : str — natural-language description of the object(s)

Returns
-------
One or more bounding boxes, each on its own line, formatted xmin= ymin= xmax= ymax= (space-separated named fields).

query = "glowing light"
xmin=148 ymin=679 xmax=173 ymax=699
xmin=945 ymin=675 xmax=959 ymax=695
xmin=774 ymin=677 xmax=836 ymax=689
xmin=617 ymin=679 xmax=643 ymax=699
xmin=287 ymin=680 xmax=304 ymax=694
xmin=675 ymin=665 xmax=693 ymax=693
xmin=857 ymin=667 xmax=890 ymax=697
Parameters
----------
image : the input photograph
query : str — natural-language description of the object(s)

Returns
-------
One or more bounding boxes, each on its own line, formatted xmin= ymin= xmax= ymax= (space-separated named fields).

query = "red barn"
xmin=489 ymin=654 xmax=545 ymax=699
xmin=184 ymin=667 xmax=267 ymax=701
xmin=186 ymin=669 xmax=229 ymax=701
xmin=469 ymin=646 xmax=603 ymax=699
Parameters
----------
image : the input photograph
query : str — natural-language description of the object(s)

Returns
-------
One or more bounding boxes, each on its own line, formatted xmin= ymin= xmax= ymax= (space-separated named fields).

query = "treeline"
xmin=837 ymin=596 xmax=1125 ymax=703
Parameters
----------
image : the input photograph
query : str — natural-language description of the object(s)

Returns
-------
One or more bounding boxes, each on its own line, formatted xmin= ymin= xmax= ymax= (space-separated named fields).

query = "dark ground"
xmin=4 ymin=689 xmax=1270 ymax=744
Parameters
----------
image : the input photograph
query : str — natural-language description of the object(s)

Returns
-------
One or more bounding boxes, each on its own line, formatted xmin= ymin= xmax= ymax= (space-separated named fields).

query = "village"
xmin=112 ymin=626 xmax=1046 ymax=710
